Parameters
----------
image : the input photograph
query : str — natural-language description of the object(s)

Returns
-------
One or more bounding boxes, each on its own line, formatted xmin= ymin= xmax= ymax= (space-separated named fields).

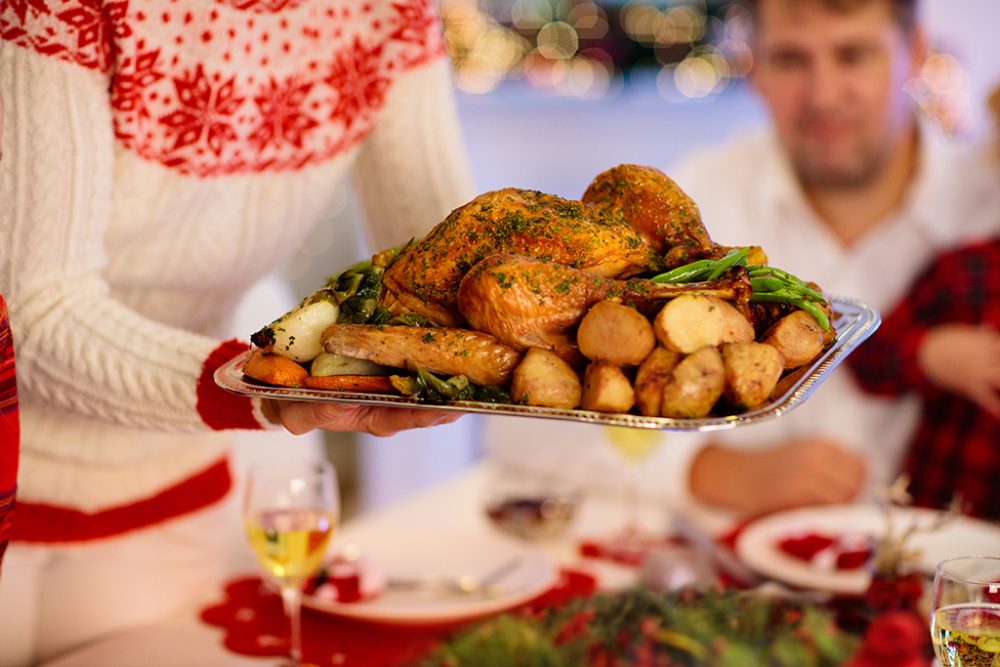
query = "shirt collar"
xmin=756 ymin=119 xmax=977 ymax=247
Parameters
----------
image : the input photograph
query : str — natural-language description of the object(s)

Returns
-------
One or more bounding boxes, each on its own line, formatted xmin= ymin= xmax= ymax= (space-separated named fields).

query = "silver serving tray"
xmin=215 ymin=295 xmax=879 ymax=432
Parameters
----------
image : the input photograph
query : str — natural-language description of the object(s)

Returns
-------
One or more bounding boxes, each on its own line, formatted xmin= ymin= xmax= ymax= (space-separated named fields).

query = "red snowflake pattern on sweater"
xmin=1 ymin=0 xmax=445 ymax=176
xmin=325 ymin=37 xmax=390 ymax=131
xmin=249 ymin=75 xmax=319 ymax=152
xmin=160 ymin=64 xmax=244 ymax=158
xmin=213 ymin=0 xmax=308 ymax=13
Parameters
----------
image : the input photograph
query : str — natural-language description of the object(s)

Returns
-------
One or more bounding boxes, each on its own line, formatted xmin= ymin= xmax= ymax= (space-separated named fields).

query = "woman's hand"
xmin=919 ymin=324 xmax=1000 ymax=418
xmin=262 ymin=400 xmax=461 ymax=437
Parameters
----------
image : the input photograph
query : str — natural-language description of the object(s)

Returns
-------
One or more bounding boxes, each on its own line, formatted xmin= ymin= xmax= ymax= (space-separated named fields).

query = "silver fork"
xmin=385 ymin=557 xmax=523 ymax=597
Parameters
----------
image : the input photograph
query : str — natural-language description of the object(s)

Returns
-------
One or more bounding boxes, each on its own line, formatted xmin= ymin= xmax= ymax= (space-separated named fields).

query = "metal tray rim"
xmin=215 ymin=295 xmax=880 ymax=432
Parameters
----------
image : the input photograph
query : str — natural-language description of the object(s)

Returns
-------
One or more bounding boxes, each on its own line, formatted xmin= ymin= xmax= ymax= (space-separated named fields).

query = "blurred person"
xmin=672 ymin=0 xmax=1000 ymax=515
xmin=847 ymin=236 xmax=1000 ymax=519
xmin=484 ymin=0 xmax=1000 ymax=520
xmin=846 ymin=82 xmax=1000 ymax=519
xmin=0 ymin=1 xmax=473 ymax=664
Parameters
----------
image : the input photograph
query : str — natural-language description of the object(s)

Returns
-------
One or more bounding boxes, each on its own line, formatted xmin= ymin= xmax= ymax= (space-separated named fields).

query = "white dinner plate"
xmin=735 ymin=504 xmax=1000 ymax=595
xmin=302 ymin=541 xmax=558 ymax=626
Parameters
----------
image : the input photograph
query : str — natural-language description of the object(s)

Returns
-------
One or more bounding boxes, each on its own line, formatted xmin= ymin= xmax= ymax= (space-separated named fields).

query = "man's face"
xmin=751 ymin=0 xmax=924 ymax=188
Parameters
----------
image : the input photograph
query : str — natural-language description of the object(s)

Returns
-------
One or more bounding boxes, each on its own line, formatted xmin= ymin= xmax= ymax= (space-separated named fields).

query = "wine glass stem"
xmin=623 ymin=461 xmax=642 ymax=535
xmin=280 ymin=584 xmax=304 ymax=667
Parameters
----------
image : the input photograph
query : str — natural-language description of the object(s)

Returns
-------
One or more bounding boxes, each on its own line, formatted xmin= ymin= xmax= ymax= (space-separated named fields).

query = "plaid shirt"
xmin=848 ymin=239 xmax=1000 ymax=519
xmin=0 ymin=295 xmax=18 ymax=567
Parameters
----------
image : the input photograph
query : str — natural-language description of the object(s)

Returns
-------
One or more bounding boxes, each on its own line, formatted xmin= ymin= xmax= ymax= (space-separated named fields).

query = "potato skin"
xmin=634 ymin=347 xmax=681 ymax=417
xmin=577 ymin=300 xmax=656 ymax=366
xmin=581 ymin=361 xmax=635 ymax=413
xmin=718 ymin=300 xmax=755 ymax=344
xmin=654 ymin=295 xmax=726 ymax=354
xmin=721 ymin=342 xmax=784 ymax=409
xmin=659 ymin=346 xmax=725 ymax=418
xmin=243 ymin=349 xmax=309 ymax=387
xmin=761 ymin=309 xmax=826 ymax=369
xmin=511 ymin=347 xmax=582 ymax=409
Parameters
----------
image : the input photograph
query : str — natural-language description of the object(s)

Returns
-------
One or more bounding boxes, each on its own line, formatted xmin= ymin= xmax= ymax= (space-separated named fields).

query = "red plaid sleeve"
xmin=847 ymin=242 xmax=993 ymax=396
xmin=0 ymin=296 xmax=19 ymax=568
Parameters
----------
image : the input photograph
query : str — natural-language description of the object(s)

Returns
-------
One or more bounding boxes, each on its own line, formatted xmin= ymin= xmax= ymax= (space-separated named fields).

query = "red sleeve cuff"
xmin=197 ymin=340 xmax=263 ymax=431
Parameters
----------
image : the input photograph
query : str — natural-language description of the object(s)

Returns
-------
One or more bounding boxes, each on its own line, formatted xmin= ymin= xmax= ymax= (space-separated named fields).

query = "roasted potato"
xmin=660 ymin=345 xmax=725 ymax=418
xmin=633 ymin=346 xmax=681 ymax=417
xmin=721 ymin=342 xmax=784 ymax=409
xmin=511 ymin=347 xmax=582 ymax=409
xmin=243 ymin=349 xmax=309 ymax=387
xmin=771 ymin=365 xmax=809 ymax=400
xmin=719 ymin=300 xmax=755 ymax=344
xmin=654 ymin=295 xmax=727 ymax=354
xmin=577 ymin=300 xmax=656 ymax=366
xmin=761 ymin=309 xmax=826 ymax=369
xmin=581 ymin=361 xmax=635 ymax=413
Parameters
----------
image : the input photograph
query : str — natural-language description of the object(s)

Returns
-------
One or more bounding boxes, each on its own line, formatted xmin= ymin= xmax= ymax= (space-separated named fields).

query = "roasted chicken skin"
xmin=322 ymin=324 xmax=522 ymax=387
xmin=582 ymin=164 xmax=717 ymax=266
xmin=381 ymin=188 xmax=661 ymax=327
xmin=457 ymin=253 xmax=748 ymax=362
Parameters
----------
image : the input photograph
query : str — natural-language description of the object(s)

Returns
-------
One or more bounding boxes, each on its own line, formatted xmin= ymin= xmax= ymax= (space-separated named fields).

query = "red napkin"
xmin=200 ymin=568 xmax=596 ymax=667
xmin=776 ymin=532 xmax=871 ymax=570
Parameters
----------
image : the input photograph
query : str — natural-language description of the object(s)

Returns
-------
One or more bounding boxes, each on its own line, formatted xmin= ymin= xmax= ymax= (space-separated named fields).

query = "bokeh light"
xmin=443 ymin=0 xmax=746 ymax=99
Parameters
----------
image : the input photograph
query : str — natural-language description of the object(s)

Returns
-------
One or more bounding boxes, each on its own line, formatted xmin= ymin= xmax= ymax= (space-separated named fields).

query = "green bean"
xmin=749 ymin=276 xmax=786 ymax=293
xmin=705 ymin=247 xmax=752 ymax=280
xmin=748 ymin=265 xmax=809 ymax=288
xmin=747 ymin=265 xmax=825 ymax=302
xmin=650 ymin=259 xmax=714 ymax=284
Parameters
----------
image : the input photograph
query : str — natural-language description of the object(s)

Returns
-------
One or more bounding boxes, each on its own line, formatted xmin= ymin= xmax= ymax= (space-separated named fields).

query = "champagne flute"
xmin=244 ymin=460 xmax=339 ymax=667
xmin=930 ymin=556 xmax=1000 ymax=666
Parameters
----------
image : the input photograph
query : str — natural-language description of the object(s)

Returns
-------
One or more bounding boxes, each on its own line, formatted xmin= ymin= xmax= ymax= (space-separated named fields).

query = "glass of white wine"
xmin=244 ymin=460 xmax=339 ymax=667
xmin=601 ymin=425 xmax=662 ymax=553
xmin=930 ymin=556 xmax=1000 ymax=667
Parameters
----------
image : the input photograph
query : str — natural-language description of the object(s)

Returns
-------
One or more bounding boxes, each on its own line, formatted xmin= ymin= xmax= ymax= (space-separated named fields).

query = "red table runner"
xmin=200 ymin=568 xmax=597 ymax=666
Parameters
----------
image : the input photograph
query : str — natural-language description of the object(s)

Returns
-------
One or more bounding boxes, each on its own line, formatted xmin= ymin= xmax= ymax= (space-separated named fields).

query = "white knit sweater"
xmin=0 ymin=0 xmax=474 ymax=541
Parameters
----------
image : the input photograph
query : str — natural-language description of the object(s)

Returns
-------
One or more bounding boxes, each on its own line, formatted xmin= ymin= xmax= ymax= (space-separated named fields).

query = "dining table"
xmin=39 ymin=461 xmax=741 ymax=667
xmin=38 ymin=458 xmax=985 ymax=667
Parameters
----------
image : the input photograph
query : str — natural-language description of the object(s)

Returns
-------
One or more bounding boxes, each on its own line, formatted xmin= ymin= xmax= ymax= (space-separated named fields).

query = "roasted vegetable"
xmin=761 ymin=310 xmax=827 ymax=370
xmin=660 ymin=346 xmax=725 ymax=418
xmin=301 ymin=375 xmax=395 ymax=393
xmin=310 ymin=352 xmax=392 ymax=377
xmin=577 ymin=300 xmax=656 ymax=366
xmin=250 ymin=288 xmax=340 ymax=363
xmin=511 ymin=347 xmax=582 ymax=409
xmin=581 ymin=361 xmax=635 ymax=413
xmin=634 ymin=346 xmax=682 ymax=417
xmin=721 ymin=342 xmax=785 ymax=409
xmin=243 ymin=349 xmax=309 ymax=387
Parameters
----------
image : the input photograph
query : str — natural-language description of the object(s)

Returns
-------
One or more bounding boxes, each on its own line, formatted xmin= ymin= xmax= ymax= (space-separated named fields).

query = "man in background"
xmin=666 ymin=0 xmax=1000 ymax=514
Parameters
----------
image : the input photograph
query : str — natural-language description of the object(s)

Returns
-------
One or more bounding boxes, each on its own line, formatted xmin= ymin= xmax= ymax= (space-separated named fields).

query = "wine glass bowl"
xmin=244 ymin=460 xmax=339 ymax=667
xmin=930 ymin=556 xmax=1000 ymax=666
xmin=482 ymin=462 xmax=581 ymax=542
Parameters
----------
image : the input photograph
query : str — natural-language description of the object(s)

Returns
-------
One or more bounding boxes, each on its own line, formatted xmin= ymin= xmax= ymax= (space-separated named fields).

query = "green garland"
xmin=420 ymin=588 xmax=858 ymax=667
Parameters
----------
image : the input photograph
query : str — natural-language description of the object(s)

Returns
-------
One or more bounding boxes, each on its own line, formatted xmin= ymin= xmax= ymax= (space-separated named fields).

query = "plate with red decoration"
xmin=735 ymin=504 xmax=1000 ymax=595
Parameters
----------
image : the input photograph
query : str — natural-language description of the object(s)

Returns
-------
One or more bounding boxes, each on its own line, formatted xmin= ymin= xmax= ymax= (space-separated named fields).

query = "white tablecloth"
xmin=42 ymin=462 xmax=733 ymax=667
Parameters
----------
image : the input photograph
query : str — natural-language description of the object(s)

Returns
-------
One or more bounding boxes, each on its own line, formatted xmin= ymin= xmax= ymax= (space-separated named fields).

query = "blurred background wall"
xmin=240 ymin=0 xmax=1000 ymax=519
